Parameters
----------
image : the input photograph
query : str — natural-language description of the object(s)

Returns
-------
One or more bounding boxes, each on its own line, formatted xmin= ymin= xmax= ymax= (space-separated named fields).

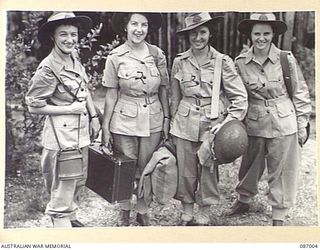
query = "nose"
xmin=195 ymin=32 xmax=201 ymax=40
xmin=136 ymin=24 xmax=143 ymax=32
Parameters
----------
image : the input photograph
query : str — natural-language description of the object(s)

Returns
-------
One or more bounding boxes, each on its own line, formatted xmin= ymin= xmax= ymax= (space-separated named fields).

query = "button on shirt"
xmin=102 ymin=42 xmax=169 ymax=136
xmin=170 ymin=46 xmax=248 ymax=142
xmin=235 ymin=43 xmax=311 ymax=138
xmin=25 ymin=50 xmax=90 ymax=150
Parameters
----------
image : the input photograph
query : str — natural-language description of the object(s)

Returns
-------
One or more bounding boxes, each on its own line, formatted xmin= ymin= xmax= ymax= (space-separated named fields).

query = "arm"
xmin=288 ymin=53 xmax=312 ymax=145
xmin=221 ymin=55 xmax=248 ymax=123
xmin=157 ymin=48 xmax=170 ymax=139
xmin=159 ymin=85 xmax=170 ymax=139
xmin=169 ymin=58 xmax=182 ymax=118
xmin=86 ymin=91 xmax=101 ymax=140
xmin=101 ymin=88 xmax=118 ymax=145
xmin=28 ymin=102 xmax=86 ymax=115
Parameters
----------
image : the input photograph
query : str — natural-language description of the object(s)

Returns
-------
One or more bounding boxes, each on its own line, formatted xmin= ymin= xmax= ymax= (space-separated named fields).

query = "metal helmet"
xmin=213 ymin=120 xmax=248 ymax=164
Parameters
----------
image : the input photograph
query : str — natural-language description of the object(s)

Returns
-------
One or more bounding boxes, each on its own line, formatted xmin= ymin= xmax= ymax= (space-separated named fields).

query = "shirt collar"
xmin=244 ymin=43 xmax=279 ymax=64
xmin=49 ymin=49 xmax=81 ymax=73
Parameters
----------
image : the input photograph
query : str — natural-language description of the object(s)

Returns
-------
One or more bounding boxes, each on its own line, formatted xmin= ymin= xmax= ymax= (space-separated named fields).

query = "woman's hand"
xmin=67 ymin=101 xmax=87 ymax=115
xmin=90 ymin=118 xmax=101 ymax=140
xmin=101 ymin=129 xmax=113 ymax=155
xmin=298 ymin=127 xmax=307 ymax=147
xmin=163 ymin=117 xmax=170 ymax=140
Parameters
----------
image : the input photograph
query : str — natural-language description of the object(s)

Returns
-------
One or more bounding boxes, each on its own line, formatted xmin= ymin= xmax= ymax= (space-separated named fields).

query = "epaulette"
xmin=109 ymin=44 xmax=129 ymax=56
xmin=235 ymin=53 xmax=247 ymax=61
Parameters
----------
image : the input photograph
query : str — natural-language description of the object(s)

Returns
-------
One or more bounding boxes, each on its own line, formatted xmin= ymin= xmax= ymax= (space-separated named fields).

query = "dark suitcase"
xmin=85 ymin=143 xmax=136 ymax=203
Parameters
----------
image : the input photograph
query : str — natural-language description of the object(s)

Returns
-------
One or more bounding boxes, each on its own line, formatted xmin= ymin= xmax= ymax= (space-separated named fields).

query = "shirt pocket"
xmin=201 ymin=73 xmax=214 ymax=86
xmin=276 ymin=100 xmax=295 ymax=118
xmin=114 ymin=100 xmax=138 ymax=118
xmin=176 ymin=71 xmax=198 ymax=88
xmin=177 ymin=103 xmax=190 ymax=117
xmin=246 ymin=76 xmax=262 ymax=92
xmin=266 ymin=75 xmax=285 ymax=95
xmin=150 ymin=67 xmax=160 ymax=78
xmin=246 ymin=105 xmax=260 ymax=120
xmin=56 ymin=84 xmax=75 ymax=102
xmin=118 ymin=68 xmax=137 ymax=80
xmin=51 ymin=114 xmax=79 ymax=128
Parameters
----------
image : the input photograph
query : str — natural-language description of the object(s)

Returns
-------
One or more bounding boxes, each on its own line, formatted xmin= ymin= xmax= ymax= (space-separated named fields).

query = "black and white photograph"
xmin=3 ymin=6 xmax=317 ymax=239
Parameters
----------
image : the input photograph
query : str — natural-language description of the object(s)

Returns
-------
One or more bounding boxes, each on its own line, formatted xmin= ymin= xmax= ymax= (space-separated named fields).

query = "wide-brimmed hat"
xmin=177 ymin=12 xmax=224 ymax=35
xmin=238 ymin=12 xmax=287 ymax=37
xmin=38 ymin=12 xmax=93 ymax=44
xmin=111 ymin=12 xmax=163 ymax=35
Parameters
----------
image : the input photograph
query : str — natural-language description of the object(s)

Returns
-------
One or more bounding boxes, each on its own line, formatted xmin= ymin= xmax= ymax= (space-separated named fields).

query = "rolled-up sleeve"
xmin=102 ymin=54 xmax=119 ymax=88
xmin=288 ymin=53 xmax=312 ymax=129
xmin=222 ymin=56 xmax=248 ymax=120
xmin=157 ymin=48 xmax=169 ymax=87
xmin=25 ymin=66 xmax=57 ymax=108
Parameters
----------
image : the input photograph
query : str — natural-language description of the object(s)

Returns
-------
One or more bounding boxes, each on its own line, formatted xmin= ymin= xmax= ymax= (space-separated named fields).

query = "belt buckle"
xmin=195 ymin=98 xmax=200 ymax=106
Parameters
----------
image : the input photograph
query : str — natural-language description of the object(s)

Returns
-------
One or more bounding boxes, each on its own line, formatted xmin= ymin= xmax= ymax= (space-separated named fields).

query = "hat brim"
xmin=177 ymin=16 xmax=224 ymax=35
xmin=38 ymin=16 xmax=93 ymax=44
xmin=111 ymin=12 xmax=163 ymax=35
xmin=238 ymin=19 xmax=287 ymax=36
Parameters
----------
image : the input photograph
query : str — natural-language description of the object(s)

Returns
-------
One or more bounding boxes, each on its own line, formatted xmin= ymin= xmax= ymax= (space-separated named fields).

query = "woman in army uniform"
xmin=25 ymin=12 xmax=101 ymax=227
xmin=170 ymin=12 xmax=248 ymax=226
xmin=226 ymin=13 xmax=311 ymax=226
xmin=101 ymin=12 xmax=170 ymax=226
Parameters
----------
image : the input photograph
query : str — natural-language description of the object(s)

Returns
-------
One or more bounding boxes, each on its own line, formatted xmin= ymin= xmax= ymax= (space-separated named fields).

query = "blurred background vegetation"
xmin=4 ymin=11 xmax=315 ymax=226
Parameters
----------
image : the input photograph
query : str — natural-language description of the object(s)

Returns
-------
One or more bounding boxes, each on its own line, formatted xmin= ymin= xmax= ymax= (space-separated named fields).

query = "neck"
xmin=253 ymin=44 xmax=271 ymax=58
xmin=127 ymin=40 xmax=146 ymax=50
xmin=192 ymin=45 xmax=209 ymax=57
xmin=53 ymin=46 xmax=72 ymax=60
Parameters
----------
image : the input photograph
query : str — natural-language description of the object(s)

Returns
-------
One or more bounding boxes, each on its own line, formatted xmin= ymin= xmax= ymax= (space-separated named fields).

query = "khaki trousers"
xmin=41 ymin=146 xmax=88 ymax=222
xmin=236 ymin=133 xmax=300 ymax=220
xmin=112 ymin=132 xmax=161 ymax=213
xmin=174 ymin=137 xmax=220 ymax=206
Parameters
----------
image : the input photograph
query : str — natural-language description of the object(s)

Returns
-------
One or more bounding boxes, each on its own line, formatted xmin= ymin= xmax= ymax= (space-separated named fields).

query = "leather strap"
xmin=280 ymin=51 xmax=292 ymax=100
xmin=210 ymin=53 xmax=223 ymax=119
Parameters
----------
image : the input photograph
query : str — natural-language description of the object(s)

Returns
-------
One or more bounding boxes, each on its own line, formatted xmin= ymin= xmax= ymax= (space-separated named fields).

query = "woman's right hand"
xmin=67 ymin=101 xmax=87 ymax=115
xmin=102 ymin=130 xmax=114 ymax=155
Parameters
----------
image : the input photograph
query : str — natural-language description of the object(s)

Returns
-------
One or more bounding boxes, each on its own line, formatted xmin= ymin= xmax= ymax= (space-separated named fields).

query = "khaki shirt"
xmin=25 ymin=49 xmax=90 ymax=150
xmin=235 ymin=43 xmax=311 ymax=138
xmin=102 ymin=42 xmax=169 ymax=136
xmin=170 ymin=46 xmax=248 ymax=142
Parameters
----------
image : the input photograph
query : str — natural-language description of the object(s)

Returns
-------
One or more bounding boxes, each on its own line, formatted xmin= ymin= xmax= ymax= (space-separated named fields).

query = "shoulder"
xmin=108 ymin=44 xmax=128 ymax=57
xmin=235 ymin=50 xmax=249 ymax=62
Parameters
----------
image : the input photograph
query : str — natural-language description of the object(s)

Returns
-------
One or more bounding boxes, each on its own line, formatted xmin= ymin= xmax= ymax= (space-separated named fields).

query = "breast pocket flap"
xmin=177 ymin=104 xmax=190 ymax=117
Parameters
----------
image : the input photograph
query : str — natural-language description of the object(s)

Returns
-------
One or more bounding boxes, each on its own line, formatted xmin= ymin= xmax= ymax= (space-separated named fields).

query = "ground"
xmin=4 ymin=117 xmax=317 ymax=228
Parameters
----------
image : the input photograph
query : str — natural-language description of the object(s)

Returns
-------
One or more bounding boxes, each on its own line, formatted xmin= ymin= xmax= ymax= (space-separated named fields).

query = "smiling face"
xmin=188 ymin=25 xmax=210 ymax=51
xmin=52 ymin=24 xmax=78 ymax=54
xmin=126 ymin=13 xmax=148 ymax=45
xmin=251 ymin=23 xmax=274 ymax=52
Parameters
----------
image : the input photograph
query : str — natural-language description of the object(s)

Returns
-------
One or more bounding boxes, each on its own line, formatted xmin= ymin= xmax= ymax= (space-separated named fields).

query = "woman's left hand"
xmin=90 ymin=118 xmax=101 ymax=140
xmin=163 ymin=117 xmax=170 ymax=140
xmin=298 ymin=127 xmax=307 ymax=147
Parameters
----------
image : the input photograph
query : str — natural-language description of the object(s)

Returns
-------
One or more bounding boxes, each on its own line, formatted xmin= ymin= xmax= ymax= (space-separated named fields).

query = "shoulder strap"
xmin=50 ymin=68 xmax=79 ymax=102
xmin=210 ymin=53 xmax=223 ymax=119
xmin=147 ymin=44 xmax=159 ymax=67
xmin=280 ymin=51 xmax=293 ymax=100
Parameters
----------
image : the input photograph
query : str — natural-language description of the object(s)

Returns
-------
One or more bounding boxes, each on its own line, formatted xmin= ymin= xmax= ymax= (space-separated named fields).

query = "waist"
xmin=119 ymin=92 xmax=159 ymax=104
xmin=182 ymin=96 xmax=211 ymax=107
xmin=249 ymin=95 xmax=290 ymax=107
